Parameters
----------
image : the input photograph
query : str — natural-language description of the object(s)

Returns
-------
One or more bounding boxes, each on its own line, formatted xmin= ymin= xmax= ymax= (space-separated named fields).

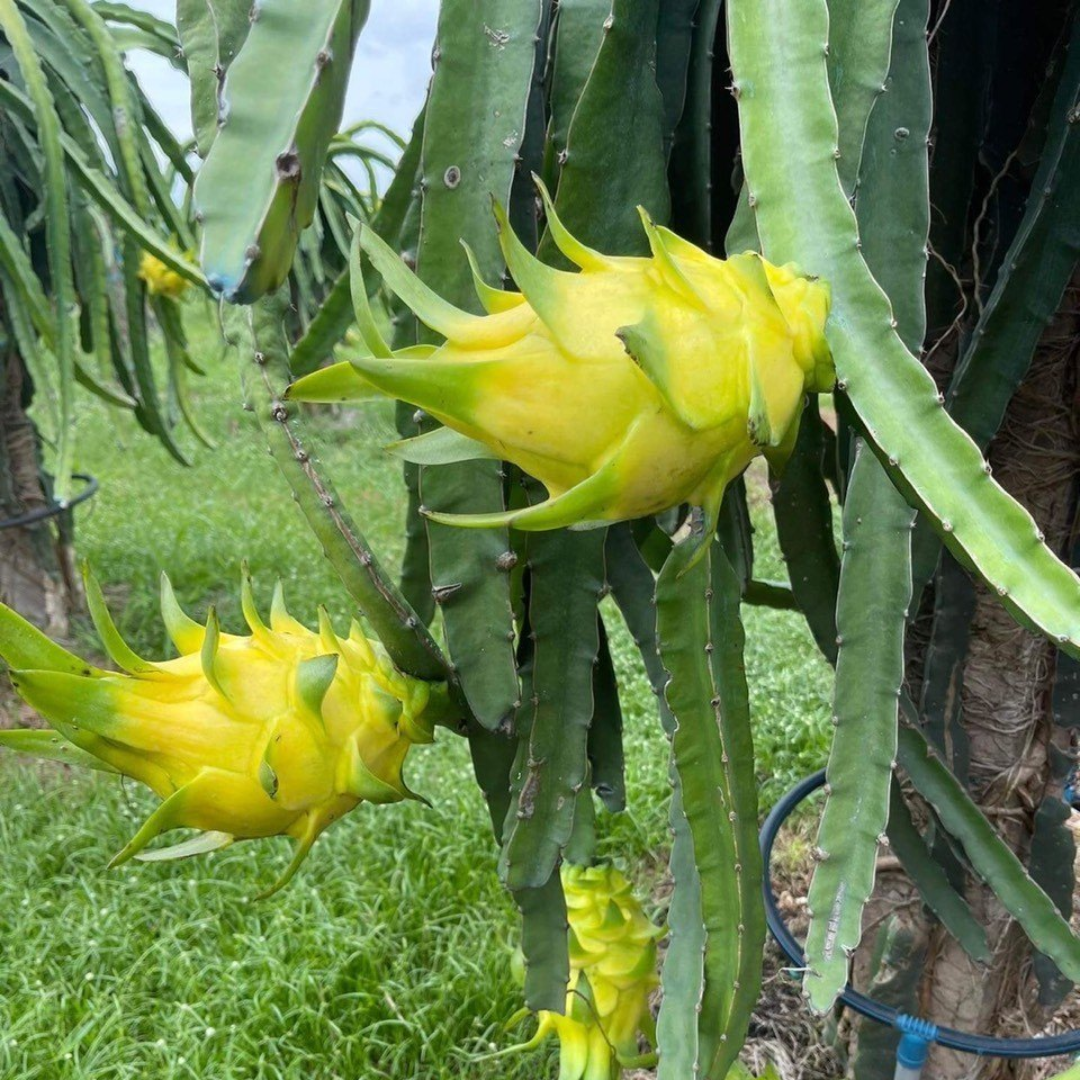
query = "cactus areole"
xmin=288 ymin=179 xmax=834 ymax=559
xmin=0 ymin=566 xmax=452 ymax=897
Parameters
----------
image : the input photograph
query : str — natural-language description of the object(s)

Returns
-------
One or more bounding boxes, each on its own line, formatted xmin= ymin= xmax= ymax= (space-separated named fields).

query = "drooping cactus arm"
xmin=727 ymin=0 xmax=1080 ymax=658
xmin=897 ymin=722 xmax=1080 ymax=981
xmin=0 ymin=0 xmax=75 ymax=502
xmin=802 ymin=0 xmax=930 ymax=1014
xmin=0 ymin=79 xmax=203 ymax=287
xmin=498 ymin=527 xmax=605 ymax=892
xmin=407 ymin=0 xmax=543 ymax=733
xmin=193 ymin=0 xmax=369 ymax=302
xmin=656 ymin=541 xmax=764 ymax=1080
xmin=239 ymin=292 xmax=448 ymax=684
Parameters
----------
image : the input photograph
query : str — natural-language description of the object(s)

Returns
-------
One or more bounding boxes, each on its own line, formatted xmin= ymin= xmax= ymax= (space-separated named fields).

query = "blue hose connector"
xmin=896 ymin=1014 xmax=939 ymax=1074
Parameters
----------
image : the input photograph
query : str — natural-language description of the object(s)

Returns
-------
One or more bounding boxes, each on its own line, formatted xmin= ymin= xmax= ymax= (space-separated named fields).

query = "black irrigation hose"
xmin=760 ymin=769 xmax=1080 ymax=1059
xmin=0 ymin=473 xmax=98 ymax=531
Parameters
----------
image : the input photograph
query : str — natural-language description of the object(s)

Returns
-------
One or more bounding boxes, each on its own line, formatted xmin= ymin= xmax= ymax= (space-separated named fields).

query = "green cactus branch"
xmin=409 ymin=0 xmax=542 ymax=732
xmin=885 ymin=780 xmax=990 ymax=963
xmin=657 ymin=541 xmax=764 ymax=1080
xmin=0 ymin=0 xmax=75 ymax=502
xmin=726 ymin=0 xmax=1080 ymax=661
xmin=193 ymin=0 xmax=369 ymax=302
xmin=803 ymin=0 xmax=932 ymax=1014
xmin=897 ymin=722 xmax=1080 ymax=981
xmin=238 ymin=292 xmax=448 ymax=684
xmin=499 ymin=526 xmax=604 ymax=891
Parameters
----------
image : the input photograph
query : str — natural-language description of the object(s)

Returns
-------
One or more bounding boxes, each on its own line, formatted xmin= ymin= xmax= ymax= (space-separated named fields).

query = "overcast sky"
xmin=126 ymin=2 xmax=439 ymax=172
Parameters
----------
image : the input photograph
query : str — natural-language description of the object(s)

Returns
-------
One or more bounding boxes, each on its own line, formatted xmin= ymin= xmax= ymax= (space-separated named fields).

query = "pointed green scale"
xmin=636 ymin=206 xmax=707 ymax=309
xmin=159 ymin=573 xmax=205 ymax=655
xmin=287 ymin=361 xmax=382 ymax=404
xmin=493 ymin=199 xmax=575 ymax=333
xmin=295 ymin=654 xmax=338 ymax=726
xmin=360 ymin=224 xmax=503 ymax=345
xmin=422 ymin=447 xmax=624 ymax=531
xmin=461 ymin=240 xmax=525 ymax=314
xmin=0 ymin=728 xmax=119 ymax=773
xmin=270 ymin=581 xmax=307 ymax=636
xmin=744 ymin=336 xmax=807 ymax=451
xmin=612 ymin=314 xmax=687 ymax=417
xmin=240 ymin=565 xmax=272 ymax=641
xmin=257 ymin=753 xmax=280 ymax=799
xmin=83 ymin=563 xmax=161 ymax=676
xmin=199 ymin=608 xmax=229 ymax=700
xmin=387 ymin=427 xmax=500 ymax=467
xmin=316 ymin=607 xmax=341 ymax=656
xmin=108 ymin=780 xmax=201 ymax=867
xmin=534 ymin=176 xmax=611 ymax=273
xmin=334 ymin=352 xmax=487 ymax=429
xmin=135 ymin=830 xmax=234 ymax=863
xmin=0 ymin=600 xmax=92 ymax=676
xmin=342 ymin=738 xmax=407 ymax=804
xmin=256 ymin=812 xmax=321 ymax=901
xmin=348 ymin=222 xmax=393 ymax=358
xmin=5 ymin=668 xmax=123 ymax=746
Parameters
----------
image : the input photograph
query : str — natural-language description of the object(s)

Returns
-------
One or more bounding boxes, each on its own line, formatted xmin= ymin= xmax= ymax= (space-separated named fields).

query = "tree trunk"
xmin=0 ymin=350 xmax=72 ymax=638
xmin=849 ymin=273 xmax=1080 ymax=1080
xmin=921 ymin=275 xmax=1080 ymax=1079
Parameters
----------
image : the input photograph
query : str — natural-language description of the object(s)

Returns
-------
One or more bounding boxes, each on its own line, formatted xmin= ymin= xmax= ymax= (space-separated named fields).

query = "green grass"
xmin=0 ymin=302 xmax=834 ymax=1079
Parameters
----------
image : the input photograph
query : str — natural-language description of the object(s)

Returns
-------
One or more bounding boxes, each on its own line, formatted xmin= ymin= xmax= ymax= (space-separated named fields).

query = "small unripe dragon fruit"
xmin=504 ymin=864 xmax=664 ymax=1080
xmin=0 ymin=566 xmax=450 ymax=896
xmin=288 ymin=179 xmax=833 ymax=559
xmin=138 ymin=250 xmax=191 ymax=299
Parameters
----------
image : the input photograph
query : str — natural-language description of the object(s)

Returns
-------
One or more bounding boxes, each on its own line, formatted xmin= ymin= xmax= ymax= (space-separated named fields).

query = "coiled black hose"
xmin=0 ymin=473 xmax=98 ymax=530
xmin=759 ymin=769 xmax=1080 ymax=1058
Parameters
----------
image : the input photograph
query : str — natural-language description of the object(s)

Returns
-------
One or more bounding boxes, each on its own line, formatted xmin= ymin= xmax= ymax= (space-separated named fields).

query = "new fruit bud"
xmin=503 ymin=863 xmax=663 ymax=1080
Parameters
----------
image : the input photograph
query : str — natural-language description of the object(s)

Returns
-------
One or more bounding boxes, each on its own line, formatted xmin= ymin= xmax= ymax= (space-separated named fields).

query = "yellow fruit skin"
xmin=0 ymin=568 xmax=446 ymax=894
xmin=507 ymin=863 xmax=663 ymax=1080
xmin=138 ymin=251 xmax=191 ymax=298
xmin=288 ymin=181 xmax=834 ymax=554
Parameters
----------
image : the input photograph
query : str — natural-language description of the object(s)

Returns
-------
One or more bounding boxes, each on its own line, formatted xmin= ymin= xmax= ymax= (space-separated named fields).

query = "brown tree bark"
xmin=920 ymin=275 xmax=1080 ymax=1079
xmin=0 ymin=351 xmax=72 ymax=639
xmin=849 ymin=273 xmax=1080 ymax=1080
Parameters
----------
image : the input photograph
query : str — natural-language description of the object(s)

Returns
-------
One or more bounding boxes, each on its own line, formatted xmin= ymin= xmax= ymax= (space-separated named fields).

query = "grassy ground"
xmin=0 ymin=303 xmax=834 ymax=1079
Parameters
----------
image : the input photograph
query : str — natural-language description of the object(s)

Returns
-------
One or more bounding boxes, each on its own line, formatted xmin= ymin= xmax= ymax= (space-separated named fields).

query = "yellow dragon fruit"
xmin=138 ymin=249 xmax=191 ymax=298
xmin=0 ymin=565 xmax=450 ymax=896
xmin=504 ymin=863 xmax=664 ymax=1080
xmin=288 ymin=178 xmax=833 ymax=558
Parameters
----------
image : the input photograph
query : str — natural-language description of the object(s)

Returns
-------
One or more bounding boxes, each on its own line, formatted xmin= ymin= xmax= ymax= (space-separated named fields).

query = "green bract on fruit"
xmin=288 ymin=178 xmax=833 ymax=558
xmin=504 ymin=864 xmax=664 ymax=1080
xmin=0 ymin=565 xmax=451 ymax=897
